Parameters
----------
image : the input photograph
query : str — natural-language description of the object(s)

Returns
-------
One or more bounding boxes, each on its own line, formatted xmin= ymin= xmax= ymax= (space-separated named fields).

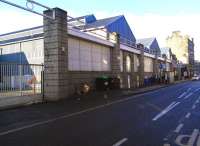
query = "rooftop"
xmin=136 ymin=37 xmax=156 ymax=48
xmin=83 ymin=15 xmax=123 ymax=29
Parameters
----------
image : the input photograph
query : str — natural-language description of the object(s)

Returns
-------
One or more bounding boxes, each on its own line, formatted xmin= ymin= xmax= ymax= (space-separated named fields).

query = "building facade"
xmin=0 ymin=9 xmax=174 ymax=100
xmin=194 ymin=60 xmax=200 ymax=75
xmin=166 ymin=31 xmax=195 ymax=77
xmin=166 ymin=31 xmax=194 ymax=65
xmin=137 ymin=37 xmax=161 ymax=56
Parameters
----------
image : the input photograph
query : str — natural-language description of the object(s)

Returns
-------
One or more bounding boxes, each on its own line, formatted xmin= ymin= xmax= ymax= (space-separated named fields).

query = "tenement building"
xmin=166 ymin=31 xmax=195 ymax=77
xmin=194 ymin=60 xmax=200 ymax=75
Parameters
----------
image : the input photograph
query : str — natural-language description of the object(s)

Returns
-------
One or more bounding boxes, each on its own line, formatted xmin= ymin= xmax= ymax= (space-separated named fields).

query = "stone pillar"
xmin=153 ymin=54 xmax=159 ymax=77
xmin=164 ymin=57 xmax=168 ymax=81
xmin=130 ymin=53 xmax=135 ymax=88
xmin=122 ymin=51 xmax=128 ymax=88
xmin=164 ymin=58 xmax=167 ymax=72
xmin=43 ymin=8 xmax=69 ymax=101
xmin=137 ymin=44 xmax=144 ymax=86
xmin=111 ymin=33 xmax=122 ymax=88
xmin=111 ymin=33 xmax=121 ymax=76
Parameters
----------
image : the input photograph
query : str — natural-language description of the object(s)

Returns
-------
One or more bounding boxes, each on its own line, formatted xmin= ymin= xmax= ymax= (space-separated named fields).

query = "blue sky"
xmin=0 ymin=0 xmax=200 ymax=60
xmin=2 ymin=0 xmax=200 ymax=15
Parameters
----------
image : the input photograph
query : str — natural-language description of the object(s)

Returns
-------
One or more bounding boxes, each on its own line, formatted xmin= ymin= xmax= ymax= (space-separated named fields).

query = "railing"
xmin=67 ymin=15 xmax=116 ymax=43
xmin=0 ymin=63 xmax=44 ymax=98
xmin=119 ymin=37 xmax=139 ymax=50
xmin=67 ymin=15 xmax=165 ymax=58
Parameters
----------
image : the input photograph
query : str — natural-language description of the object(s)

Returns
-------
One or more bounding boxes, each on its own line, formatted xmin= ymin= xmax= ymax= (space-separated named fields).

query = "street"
xmin=0 ymin=81 xmax=200 ymax=146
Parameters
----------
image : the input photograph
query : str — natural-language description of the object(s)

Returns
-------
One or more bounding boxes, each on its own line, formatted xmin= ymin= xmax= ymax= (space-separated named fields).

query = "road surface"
xmin=0 ymin=81 xmax=200 ymax=146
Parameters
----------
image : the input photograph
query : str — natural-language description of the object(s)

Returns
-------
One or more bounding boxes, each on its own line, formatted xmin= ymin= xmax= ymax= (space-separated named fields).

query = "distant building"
xmin=166 ymin=31 xmax=194 ymax=65
xmin=194 ymin=60 xmax=200 ymax=75
xmin=166 ymin=31 xmax=195 ymax=77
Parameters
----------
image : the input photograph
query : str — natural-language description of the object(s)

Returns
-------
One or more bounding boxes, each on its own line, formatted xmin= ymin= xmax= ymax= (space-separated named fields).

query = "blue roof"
xmin=83 ymin=15 xmax=122 ymax=29
xmin=83 ymin=15 xmax=136 ymax=44
xmin=137 ymin=37 xmax=161 ymax=55
xmin=0 ymin=14 xmax=137 ymax=46
xmin=137 ymin=38 xmax=155 ymax=48
xmin=85 ymin=15 xmax=97 ymax=23
xmin=0 ymin=53 xmax=33 ymax=75
xmin=161 ymin=47 xmax=170 ymax=54
xmin=68 ymin=14 xmax=96 ymax=24
xmin=0 ymin=52 xmax=29 ymax=64
xmin=160 ymin=47 xmax=172 ymax=59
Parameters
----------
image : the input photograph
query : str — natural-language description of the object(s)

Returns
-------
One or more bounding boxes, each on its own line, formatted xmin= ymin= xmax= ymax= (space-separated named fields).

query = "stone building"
xmin=194 ymin=60 xmax=200 ymax=75
xmin=166 ymin=31 xmax=195 ymax=76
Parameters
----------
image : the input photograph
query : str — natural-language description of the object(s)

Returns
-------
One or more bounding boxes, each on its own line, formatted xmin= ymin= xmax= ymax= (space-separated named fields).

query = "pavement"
xmin=0 ymin=82 xmax=170 ymax=111
xmin=0 ymin=80 xmax=199 ymax=146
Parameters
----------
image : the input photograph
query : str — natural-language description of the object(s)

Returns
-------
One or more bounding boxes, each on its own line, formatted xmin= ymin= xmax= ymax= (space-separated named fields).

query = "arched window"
xmin=134 ymin=55 xmax=140 ymax=72
xmin=120 ymin=51 xmax=123 ymax=72
xmin=126 ymin=55 xmax=131 ymax=72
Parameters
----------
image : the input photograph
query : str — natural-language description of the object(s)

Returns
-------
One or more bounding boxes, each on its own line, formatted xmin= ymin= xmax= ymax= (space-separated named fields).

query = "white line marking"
xmin=0 ymin=89 xmax=165 ymax=137
xmin=194 ymin=88 xmax=200 ymax=92
xmin=113 ymin=138 xmax=128 ymax=146
xmin=192 ymin=105 xmax=196 ymax=109
xmin=185 ymin=113 xmax=191 ymax=118
xmin=152 ymin=102 xmax=180 ymax=121
xmin=175 ymin=129 xmax=199 ymax=146
xmin=163 ymin=144 xmax=170 ymax=146
xmin=178 ymin=92 xmax=186 ymax=99
xmin=187 ymin=88 xmax=192 ymax=92
xmin=0 ymin=85 xmax=187 ymax=137
xmin=190 ymin=129 xmax=200 ymax=145
xmin=174 ymin=123 xmax=184 ymax=133
xmin=184 ymin=93 xmax=193 ymax=99
xmin=197 ymin=131 xmax=200 ymax=146
xmin=163 ymin=138 xmax=168 ymax=141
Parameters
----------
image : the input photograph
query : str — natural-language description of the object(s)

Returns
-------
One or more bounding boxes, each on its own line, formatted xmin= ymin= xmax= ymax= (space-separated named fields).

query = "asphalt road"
xmin=0 ymin=81 xmax=200 ymax=146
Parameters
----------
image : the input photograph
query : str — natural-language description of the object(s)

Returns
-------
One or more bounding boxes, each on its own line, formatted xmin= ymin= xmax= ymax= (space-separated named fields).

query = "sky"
xmin=0 ymin=0 xmax=200 ymax=60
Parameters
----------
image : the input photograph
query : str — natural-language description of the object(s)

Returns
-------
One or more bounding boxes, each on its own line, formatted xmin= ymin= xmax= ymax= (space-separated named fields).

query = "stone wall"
xmin=43 ymin=8 xmax=173 ymax=100
xmin=43 ymin=8 xmax=69 ymax=101
xmin=68 ymin=71 xmax=112 ymax=95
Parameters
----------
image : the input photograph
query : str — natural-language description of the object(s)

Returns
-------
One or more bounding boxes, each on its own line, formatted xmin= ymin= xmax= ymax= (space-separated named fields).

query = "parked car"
xmin=192 ymin=74 xmax=200 ymax=81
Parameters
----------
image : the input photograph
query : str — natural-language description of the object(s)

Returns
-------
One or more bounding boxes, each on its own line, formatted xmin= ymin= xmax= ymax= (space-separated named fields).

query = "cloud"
xmin=0 ymin=9 xmax=200 ymax=61
xmin=0 ymin=9 xmax=42 ymax=34
xmin=129 ymin=13 xmax=200 ymax=61
xmin=95 ymin=11 xmax=200 ymax=61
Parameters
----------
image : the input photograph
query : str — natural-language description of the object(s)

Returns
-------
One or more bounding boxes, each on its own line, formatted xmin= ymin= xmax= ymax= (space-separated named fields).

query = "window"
xmin=101 ymin=46 xmax=110 ymax=71
xmin=80 ymin=41 xmax=92 ymax=71
xmin=126 ymin=55 xmax=131 ymax=72
xmin=92 ymin=44 xmax=101 ymax=71
xmin=144 ymin=57 xmax=153 ymax=72
xmin=68 ymin=38 xmax=80 ymax=71
xmin=120 ymin=51 xmax=123 ymax=72
xmin=134 ymin=54 xmax=140 ymax=72
xmin=68 ymin=38 xmax=111 ymax=71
